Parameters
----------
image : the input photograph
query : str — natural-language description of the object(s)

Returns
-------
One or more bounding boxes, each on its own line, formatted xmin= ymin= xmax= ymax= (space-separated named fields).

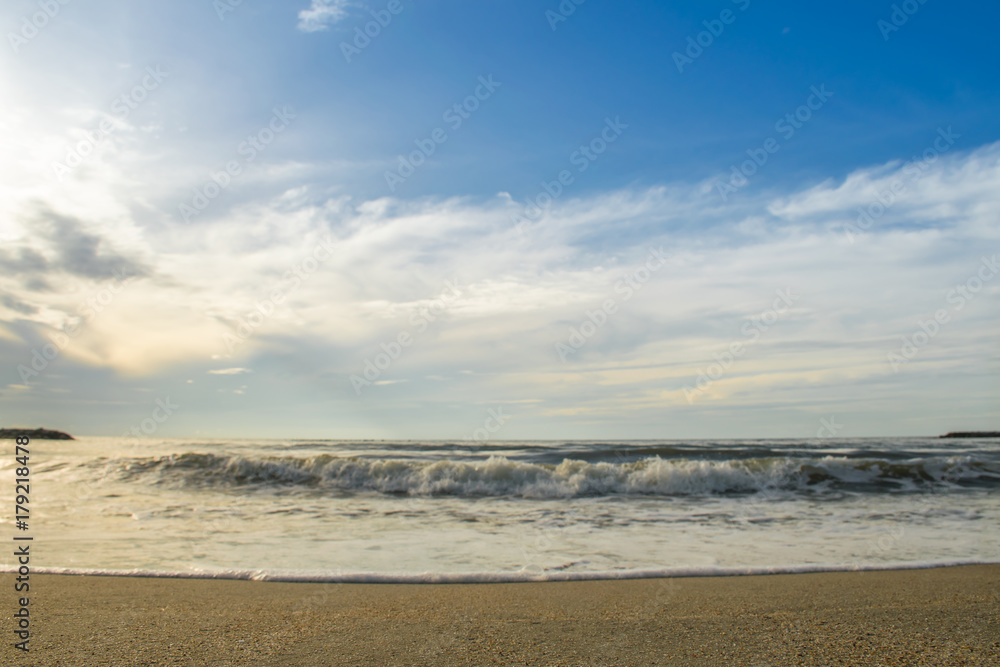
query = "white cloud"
xmin=297 ymin=0 xmax=352 ymax=32
xmin=5 ymin=144 xmax=1000 ymax=378
xmin=1 ymin=95 xmax=997 ymax=434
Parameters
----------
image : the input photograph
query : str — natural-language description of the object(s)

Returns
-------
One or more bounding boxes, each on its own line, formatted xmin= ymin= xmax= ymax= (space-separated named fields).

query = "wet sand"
xmin=4 ymin=565 xmax=999 ymax=665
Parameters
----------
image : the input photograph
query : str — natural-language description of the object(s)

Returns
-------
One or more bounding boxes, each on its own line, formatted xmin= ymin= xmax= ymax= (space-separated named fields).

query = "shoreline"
xmin=5 ymin=558 xmax=999 ymax=584
xmin=6 ymin=564 xmax=998 ymax=665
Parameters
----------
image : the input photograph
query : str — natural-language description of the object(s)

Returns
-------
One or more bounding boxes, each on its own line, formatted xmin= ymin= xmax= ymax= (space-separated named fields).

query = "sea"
xmin=5 ymin=436 xmax=999 ymax=582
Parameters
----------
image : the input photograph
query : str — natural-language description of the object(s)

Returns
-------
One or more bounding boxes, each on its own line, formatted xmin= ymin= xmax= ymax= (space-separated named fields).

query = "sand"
xmin=3 ymin=565 xmax=998 ymax=666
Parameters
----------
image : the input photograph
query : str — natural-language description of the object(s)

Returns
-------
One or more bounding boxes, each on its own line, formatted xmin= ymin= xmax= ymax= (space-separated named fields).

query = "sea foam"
xmin=9 ymin=560 xmax=997 ymax=583
xmin=102 ymin=451 xmax=1000 ymax=497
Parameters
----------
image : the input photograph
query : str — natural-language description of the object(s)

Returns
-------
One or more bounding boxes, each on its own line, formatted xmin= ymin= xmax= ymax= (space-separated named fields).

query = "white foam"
xmin=5 ymin=560 xmax=996 ymax=584
xmin=106 ymin=452 xmax=1000 ymax=497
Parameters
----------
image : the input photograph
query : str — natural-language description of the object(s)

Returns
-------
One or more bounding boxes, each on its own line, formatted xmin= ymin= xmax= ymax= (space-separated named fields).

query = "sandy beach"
xmin=2 ymin=565 xmax=997 ymax=665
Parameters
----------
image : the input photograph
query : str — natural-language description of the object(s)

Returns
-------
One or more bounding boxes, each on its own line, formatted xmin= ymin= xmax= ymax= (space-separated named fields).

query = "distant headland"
xmin=0 ymin=428 xmax=74 ymax=440
xmin=939 ymin=431 xmax=1000 ymax=439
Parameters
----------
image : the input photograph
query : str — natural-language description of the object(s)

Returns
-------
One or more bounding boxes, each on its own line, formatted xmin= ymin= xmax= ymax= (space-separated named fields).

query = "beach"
xmin=6 ymin=565 xmax=998 ymax=665
xmin=5 ymin=1 xmax=999 ymax=664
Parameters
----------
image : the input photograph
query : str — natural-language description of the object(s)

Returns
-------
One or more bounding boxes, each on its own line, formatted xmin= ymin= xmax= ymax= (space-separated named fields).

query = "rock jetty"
xmin=0 ymin=428 xmax=74 ymax=440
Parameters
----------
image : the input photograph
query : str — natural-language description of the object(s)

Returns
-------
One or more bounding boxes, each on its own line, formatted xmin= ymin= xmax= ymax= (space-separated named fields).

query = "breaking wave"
xmin=101 ymin=452 xmax=1000 ymax=498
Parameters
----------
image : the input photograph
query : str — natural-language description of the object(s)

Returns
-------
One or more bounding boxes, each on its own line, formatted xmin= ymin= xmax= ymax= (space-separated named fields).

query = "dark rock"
xmin=0 ymin=427 xmax=74 ymax=440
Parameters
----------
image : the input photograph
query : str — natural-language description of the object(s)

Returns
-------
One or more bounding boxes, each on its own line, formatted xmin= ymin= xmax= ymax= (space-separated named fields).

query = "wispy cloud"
xmin=208 ymin=368 xmax=253 ymax=375
xmin=3 ymin=143 xmax=997 ymax=390
xmin=297 ymin=0 xmax=352 ymax=32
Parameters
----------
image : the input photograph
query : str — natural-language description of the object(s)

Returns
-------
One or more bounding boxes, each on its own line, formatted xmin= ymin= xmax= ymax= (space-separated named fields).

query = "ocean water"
xmin=4 ymin=436 xmax=999 ymax=581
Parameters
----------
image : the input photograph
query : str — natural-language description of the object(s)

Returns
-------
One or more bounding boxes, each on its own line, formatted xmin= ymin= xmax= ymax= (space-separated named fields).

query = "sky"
xmin=1 ymin=0 xmax=998 ymax=440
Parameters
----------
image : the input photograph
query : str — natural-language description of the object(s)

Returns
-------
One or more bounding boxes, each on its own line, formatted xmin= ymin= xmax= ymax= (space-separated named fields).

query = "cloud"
xmin=1 ymin=206 xmax=150 ymax=284
xmin=768 ymin=135 xmax=1000 ymax=236
xmin=42 ymin=211 xmax=150 ymax=281
xmin=0 ymin=125 xmax=997 ymax=432
xmin=0 ymin=247 xmax=48 ymax=275
xmin=0 ymin=294 xmax=37 ymax=316
xmin=297 ymin=0 xmax=352 ymax=32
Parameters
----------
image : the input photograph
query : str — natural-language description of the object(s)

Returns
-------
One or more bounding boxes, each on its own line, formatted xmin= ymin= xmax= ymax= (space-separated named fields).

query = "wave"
xmin=101 ymin=452 xmax=1000 ymax=498
xmin=9 ymin=560 xmax=998 ymax=583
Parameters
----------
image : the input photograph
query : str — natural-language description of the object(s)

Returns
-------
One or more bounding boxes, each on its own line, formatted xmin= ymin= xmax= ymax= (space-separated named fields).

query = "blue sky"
xmin=1 ymin=0 xmax=998 ymax=439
